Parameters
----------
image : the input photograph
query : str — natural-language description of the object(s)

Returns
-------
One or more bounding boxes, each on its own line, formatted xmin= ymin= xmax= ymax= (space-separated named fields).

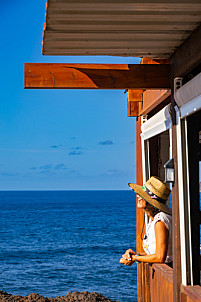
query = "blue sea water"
xmin=0 ymin=190 xmax=137 ymax=302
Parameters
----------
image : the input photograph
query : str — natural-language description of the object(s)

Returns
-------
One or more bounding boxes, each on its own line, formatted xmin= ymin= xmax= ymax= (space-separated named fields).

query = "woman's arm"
xmin=120 ymin=221 xmax=169 ymax=265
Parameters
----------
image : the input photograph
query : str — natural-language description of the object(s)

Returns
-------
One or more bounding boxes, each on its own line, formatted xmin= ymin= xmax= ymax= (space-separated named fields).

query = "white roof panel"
xmin=43 ymin=0 xmax=201 ymax=58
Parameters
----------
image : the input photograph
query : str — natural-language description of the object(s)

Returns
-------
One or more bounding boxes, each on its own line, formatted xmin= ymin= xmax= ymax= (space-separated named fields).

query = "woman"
xmin=120 ymin=176 xmax=172 ymax=265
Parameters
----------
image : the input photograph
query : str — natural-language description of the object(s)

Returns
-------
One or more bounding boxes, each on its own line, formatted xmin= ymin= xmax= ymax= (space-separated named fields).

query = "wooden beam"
xmin=141 ymin=57 xmax=170 ymax=65
xmin=127 ymin=90 xmax=143 ymax=117
xmin=24 ymin=63 xmax=170 ymax=89
xmin=171 ymin=23 xmax=201 ymax=77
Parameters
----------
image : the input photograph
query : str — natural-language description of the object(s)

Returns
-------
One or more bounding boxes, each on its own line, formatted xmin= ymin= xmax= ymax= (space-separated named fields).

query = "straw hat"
xmin=128 ymin=176 xmax=171 ymax=215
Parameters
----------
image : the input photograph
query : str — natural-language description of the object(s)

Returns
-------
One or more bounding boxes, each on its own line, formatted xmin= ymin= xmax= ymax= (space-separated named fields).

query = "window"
xmin=186 ymin=111 xmax=201 ymax=285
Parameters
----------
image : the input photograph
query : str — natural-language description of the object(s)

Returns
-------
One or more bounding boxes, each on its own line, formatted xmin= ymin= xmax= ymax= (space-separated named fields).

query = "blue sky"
xmin=0 ymin=0 xmax=140 ymax=190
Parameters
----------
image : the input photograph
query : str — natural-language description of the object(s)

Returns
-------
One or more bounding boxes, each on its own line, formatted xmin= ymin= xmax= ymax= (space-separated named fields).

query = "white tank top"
xmin=143 ymin=212 xmax=172 ymax=263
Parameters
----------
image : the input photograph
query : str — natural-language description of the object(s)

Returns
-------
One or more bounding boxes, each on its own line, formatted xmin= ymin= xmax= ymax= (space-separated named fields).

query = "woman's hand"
xmin=120 ymin=257 xmax=134 ymax=266
xmin=120 ymin=249 xmax=136 ymax=266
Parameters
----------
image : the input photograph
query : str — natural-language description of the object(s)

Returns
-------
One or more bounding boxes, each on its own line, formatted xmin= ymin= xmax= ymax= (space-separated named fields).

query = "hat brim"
xmin=128 ymin=183 xmax=172 ymax=215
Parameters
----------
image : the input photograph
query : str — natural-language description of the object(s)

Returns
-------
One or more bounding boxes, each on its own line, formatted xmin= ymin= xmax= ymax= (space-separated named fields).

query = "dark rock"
xmin=0 ymin=291 xmax=119 ymax=302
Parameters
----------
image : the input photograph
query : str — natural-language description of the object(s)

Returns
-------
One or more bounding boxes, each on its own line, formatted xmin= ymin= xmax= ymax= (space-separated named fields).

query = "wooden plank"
xmin=181 ymin=285 xmax=201 ymax=302
xmin=149 ymin=264 xmax=173 ymax=302
xmin=180 ymin=292 xmax=187 ymax=302
xmin=24 ymin=63 xmax=171 ymax=89
xmin=127 ymin=90 xmax=143 ymax=117
xmin=152 ymin=264 xmax=173 ymax=284
xmin=138 ymin=263 xmax=143 ymax=302
xmin=145 ymin=263 xmax=151 ymax=302
xmin=171 ymin=23 xmax=201 ymax=77
xmin=139 ymin=90 xmax=171 ymax=115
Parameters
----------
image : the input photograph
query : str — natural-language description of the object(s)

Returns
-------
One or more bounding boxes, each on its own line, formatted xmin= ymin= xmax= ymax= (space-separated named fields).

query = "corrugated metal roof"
xmin=42 ymin=0 xmax=201 ymax=58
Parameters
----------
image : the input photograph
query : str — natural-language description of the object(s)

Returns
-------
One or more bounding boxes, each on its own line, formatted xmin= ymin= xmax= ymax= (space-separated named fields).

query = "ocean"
xmin=0 ymin=190 xmax=137 ymax=302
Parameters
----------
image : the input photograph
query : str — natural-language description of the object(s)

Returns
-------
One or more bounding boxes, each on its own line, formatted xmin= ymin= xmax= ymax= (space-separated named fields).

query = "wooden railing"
xmin=137 ymin=263 xmax=173 ymax=302
xmin=180 ymin=284 xmax=201 ymax=302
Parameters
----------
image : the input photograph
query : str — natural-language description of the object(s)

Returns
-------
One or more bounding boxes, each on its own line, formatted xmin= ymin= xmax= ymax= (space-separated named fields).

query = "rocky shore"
xmin=0 ymin=291 xmax=119 ymax=302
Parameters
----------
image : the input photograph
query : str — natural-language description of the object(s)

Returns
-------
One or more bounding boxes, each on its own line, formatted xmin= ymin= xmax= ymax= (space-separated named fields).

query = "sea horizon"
xmin=0 ymin=189 xmax=131 ymax=191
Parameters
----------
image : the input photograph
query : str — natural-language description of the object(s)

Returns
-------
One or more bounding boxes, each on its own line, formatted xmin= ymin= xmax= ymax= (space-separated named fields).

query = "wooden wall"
xmin=137 ymin=263 xmax=173 ymax=302
xmin=150 ymin=264 xmax=173 ymax=302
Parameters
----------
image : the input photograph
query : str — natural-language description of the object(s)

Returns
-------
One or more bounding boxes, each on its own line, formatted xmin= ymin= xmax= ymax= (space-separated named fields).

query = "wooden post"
xmin=170 ymin=23 xmax=201 ymax=78
xmin=127 ymin=90 xmax=143 ymax=117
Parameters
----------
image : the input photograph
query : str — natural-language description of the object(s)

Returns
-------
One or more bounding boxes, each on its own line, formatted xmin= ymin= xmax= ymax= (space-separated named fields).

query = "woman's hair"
xmin=145 ymin=202 xmax=161 ymax=216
